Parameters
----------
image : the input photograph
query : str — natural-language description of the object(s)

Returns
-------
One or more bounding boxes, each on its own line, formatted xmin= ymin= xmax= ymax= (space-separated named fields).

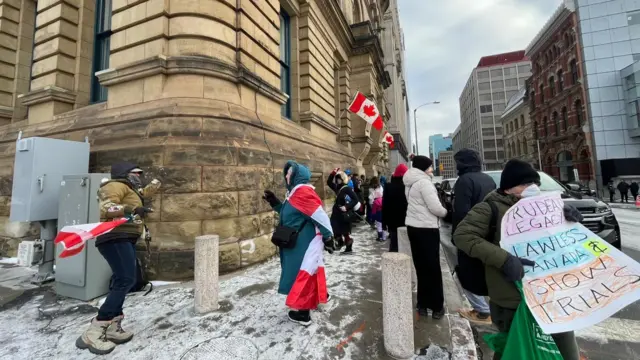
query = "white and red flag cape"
xmin=284 ymin=184 xmax=332 ymax=310
xmin=54 ymin=218 xmax=128 ymax=258
xmin=383 ymin=131 xmax=395 ymax=148
xmin=348 ymin=91 xmax=384 ymax=131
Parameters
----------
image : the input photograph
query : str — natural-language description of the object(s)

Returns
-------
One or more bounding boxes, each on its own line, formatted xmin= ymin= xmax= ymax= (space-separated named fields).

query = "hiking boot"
xmin=76 ymin=318 xmax=116 ymax=355
xmin=106 ymin=315 xmax=134 ymax=344
xmin=342 ymin=246 xmax=353 ymax=254
xmin=288 ymin=310 xmax=312 ymax=326
xmin=458 ymin=309 xmax=492 ymax=325
xmin=432 ymin=309 xmax=446 ymax=320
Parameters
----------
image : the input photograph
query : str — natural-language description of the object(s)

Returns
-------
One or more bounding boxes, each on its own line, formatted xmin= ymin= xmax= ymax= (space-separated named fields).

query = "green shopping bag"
xmin=484 ymin=282 xmax=563 ymax=359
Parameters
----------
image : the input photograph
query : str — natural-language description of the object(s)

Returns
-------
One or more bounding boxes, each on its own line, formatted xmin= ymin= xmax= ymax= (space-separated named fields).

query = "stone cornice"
xmin=0 ymin=106 xmax=13 ymax=119
xmin=97 ymin=55 xmax=289 ymax=105
xmin=299 ymin=111 xmax=340 ymax=134
xmin=316 ymin=0 xmax=355 ymax=56
xmin=350 ymin=21 xmax=391 ymax=89
xmin=18 ymin=86 xmax=77 ymax=106
xmin=352 ymin=135 xmax=374 ymax=146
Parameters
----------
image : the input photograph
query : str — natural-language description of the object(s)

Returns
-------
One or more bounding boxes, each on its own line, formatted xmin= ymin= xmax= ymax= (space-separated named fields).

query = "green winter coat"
xmin=271 ymin=161 xmax=333 ymax=295
xmin=453 ymin=190 xmax=521 ymax=309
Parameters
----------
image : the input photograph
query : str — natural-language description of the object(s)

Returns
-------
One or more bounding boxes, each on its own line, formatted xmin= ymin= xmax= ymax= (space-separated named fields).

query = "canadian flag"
xmin=383 ymin=131 xmax=395 ymax=148
xmin=348 ymin=91 xmax=384 ymax=131
xmin=54 ymin=218 xmax=128 ymax=258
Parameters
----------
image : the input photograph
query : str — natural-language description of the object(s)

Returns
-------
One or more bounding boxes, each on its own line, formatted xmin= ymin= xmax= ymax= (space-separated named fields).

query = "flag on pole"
xmin=383 ymin=131 xmax=395 ymax=148
xmin=54 ymin=218 xmax=129 ymax=258
xmin=348 ymin=91 xmax=384 ymax=131
xmin=284 ymin=184 xmax=332 ymax=310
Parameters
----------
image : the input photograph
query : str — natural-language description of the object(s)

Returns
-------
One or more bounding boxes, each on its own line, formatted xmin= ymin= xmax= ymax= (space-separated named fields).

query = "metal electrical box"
xmin=55 ymin=173 xmax=113 ymax=301
xmin=10 ymin=137 xmax=90 ymax=222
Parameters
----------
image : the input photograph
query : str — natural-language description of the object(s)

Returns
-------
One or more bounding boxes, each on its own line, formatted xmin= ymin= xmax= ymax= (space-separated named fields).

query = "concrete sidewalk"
xmin=0 ymin=225 xmax=474 ymax=360
xmin=606 ymin=202 xmax=639 ymax=210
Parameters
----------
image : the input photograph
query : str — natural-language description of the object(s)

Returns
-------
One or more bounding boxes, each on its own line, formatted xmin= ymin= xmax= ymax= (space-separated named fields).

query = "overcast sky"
xmin=397 ymin=0 xmax=561 ymax=155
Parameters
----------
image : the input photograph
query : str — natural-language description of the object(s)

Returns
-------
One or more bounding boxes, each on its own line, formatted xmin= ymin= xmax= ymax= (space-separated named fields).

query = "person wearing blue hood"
xmin=380 ymin=175 xmax=387 ymax=189
xmin=344 ymin=169 xmax=354 ymax=188
xmin=263 ymin=161 xmax=335 ymax=326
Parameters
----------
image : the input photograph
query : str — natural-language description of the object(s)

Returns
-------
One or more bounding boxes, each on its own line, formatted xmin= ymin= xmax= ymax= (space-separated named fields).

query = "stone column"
xmin=382 ymin=252 xmax=414 ymax=359
xmin=397 ymin=227 xmax=416 ymax=291
xmin=194 ymin=234 xmax=219 ymax=314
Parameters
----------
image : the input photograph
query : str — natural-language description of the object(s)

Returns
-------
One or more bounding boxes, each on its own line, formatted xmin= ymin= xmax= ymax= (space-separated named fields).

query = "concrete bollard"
xmin=397 ymin=227 xmax=417 ymax=291
xmin=194 ymin=235 xmax=220 ymax=314
xmin=382 ymin=252 xmax=414 ymax=359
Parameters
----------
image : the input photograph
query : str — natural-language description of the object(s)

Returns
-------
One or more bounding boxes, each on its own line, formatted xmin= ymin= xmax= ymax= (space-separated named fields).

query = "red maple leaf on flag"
xmin=363 ymin=104 xmax=377 ymax=117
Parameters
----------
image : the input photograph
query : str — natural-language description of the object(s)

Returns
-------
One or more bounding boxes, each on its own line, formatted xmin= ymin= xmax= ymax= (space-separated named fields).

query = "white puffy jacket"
xmin=403 ymin=168 xmax=448 ymax=228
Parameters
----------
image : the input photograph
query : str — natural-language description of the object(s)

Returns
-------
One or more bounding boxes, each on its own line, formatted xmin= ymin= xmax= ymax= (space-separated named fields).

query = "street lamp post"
xmin=413 ymin=101 xmax=440 ymax=155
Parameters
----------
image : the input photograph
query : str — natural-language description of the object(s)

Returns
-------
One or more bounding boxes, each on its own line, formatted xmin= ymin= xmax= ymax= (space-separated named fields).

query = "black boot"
xmin=432 ymin=308 xmax=445 ymax=320
xmin=288 ymin=310 xmax=312 ymax=326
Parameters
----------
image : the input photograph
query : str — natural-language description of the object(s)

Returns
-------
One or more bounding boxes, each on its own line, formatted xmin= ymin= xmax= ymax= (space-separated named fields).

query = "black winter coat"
xmin=618 ymin=182 xmax=630 ymax=193
xmin=631 ymin=182 xmax=639 ymax=194
xmin=381 ymin=176 xmax=407 ymax=232
xmin=327 ymin=173 xmax=360 ymax=236
xmin=451 ymin=149 xmax=497 ymax=296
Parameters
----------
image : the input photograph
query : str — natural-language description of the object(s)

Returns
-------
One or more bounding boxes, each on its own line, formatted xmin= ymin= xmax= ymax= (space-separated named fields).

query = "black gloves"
xmin=133 ymin=207 xmax=153 ymax=218
xmin=563 ymin=204 xmax=583 ymax=223
xmin=502 ymin=254 xmax=536 ymax=282
xmin=262 ymin=190 xmax=281 ymax=207
xmin=323 ymin=237 xmax=336 ymax=254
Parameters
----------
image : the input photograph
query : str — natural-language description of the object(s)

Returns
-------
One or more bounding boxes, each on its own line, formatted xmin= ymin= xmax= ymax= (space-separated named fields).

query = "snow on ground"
xmin=0 ymin=257 xmax=18 ymax=265
xmin=0 ymin=226 xmax=452 ymax=360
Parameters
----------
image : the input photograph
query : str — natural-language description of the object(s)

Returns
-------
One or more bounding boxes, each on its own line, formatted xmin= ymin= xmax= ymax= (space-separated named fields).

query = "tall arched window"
xmin=539 ymin=83 xmax=545 ymax=103
xmin=280 ymin=10 xmax=292 ymax=118
xmin=557 ymin=70 xmax=564 ymax=92
xmin=533 ymin=121 xmax=538 ymax=139
xmin=91 ymin=0 xmax=112 ymax=103
xmin=520 ymin=115 xmax=525 ymax=127
xmin=516 ymin=139 xmax=521 ymax=156
xmin=553 ymin=111 xmax=559 ymax=135
xmin=522 ymin=137 xmax=528 ymax=156
xmin=575 ymin=100 xmax=584 ymax=125
xmin=353 ymin=0 xmax=362 ymax=22
xmin=562 ymin=107 xmax=568 ymax=131
xmin=549 ymin=76 xmax=556 ymax=96
xmin=570 ymin=59 xmax=579 ymax=84
xmin=542 ymin=116 xmax=548 ymax=137
xmin=514 ymin=119 xmax=519 ymax=130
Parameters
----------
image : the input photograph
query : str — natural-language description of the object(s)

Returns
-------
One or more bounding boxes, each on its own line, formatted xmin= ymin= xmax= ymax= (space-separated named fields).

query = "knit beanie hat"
xmin=500 ymin=159 xmax=540 ymax=190
xmin=392 ymin=164 xmax=409 ymax=177
xmin=412 ymin=155 xmax=433 ymax=172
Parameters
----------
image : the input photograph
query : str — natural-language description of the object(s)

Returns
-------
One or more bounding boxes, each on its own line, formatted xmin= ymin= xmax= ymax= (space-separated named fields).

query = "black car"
xmin=484 ymin=171 xmax=622 ymax=249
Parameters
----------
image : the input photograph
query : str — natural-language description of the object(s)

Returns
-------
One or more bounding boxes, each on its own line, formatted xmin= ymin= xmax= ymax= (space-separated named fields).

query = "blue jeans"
xmin=97 ymin=241 xmax=137 ymax=320
xmin=464 ymin=288 xmax=490 ymax=314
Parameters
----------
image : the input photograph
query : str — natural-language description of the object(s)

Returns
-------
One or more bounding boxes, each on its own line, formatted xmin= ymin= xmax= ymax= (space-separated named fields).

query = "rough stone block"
xmin=202 ymin=166 xmax=272 ymax=193
xmin=169 ymin=0 xmax=235 ymax=25
xmin=194 ymin=234 xmax=219 ymax=313
xmin=156 ymin=250 xmax=194 ymax=279
xmin=203 ymin=77 xmax=241 ymax=105
xmin=147 ymin=117 xmax=202 ymax=137
xmin=162 ymin=74 xmax=204 ymax=98
xmin=30 ymin=71 xmax=74 ymax=90
xmin=162 ymin=192 xmax=238 ymax=221
xmin=89 ymin=119 xmax=150 ymax=145
xmin=240 ymin=234 xmax=275 ymax=266
xmin=34 ymin=20 xmax=78 ymax=44
xmin=238 ymin=190 xmax=272 ymax=216
xmin=168 ymin=16 xmax=235 ymax=47
xmin=168 ymin=38 xmax=235 ymax=64
xmin=145 ymin=221 xmax=201 ymax=250
xmin=381 ymin=252 xmax=414 ymax=359
xmin=0 ymin=195 xmax=9 ymax=216
xmin=164 ymin=145 xmax=237 ymax=166
xmin=237 ymin=148 xmax=273 ymax=167
xmin=259 ymin=211 xmax=275 ymax=234
xmin=202 ymin=215 xmax=261 ymax=241
xmin=219 ymin=241 xmax=241 ymax=273
xmin=96 ymin=146 xmax=165 ymax=167
xmin=36 ymin=4 xmax=79 ymax=27
xmin=107 ymin=79 xmax=144 ymax=108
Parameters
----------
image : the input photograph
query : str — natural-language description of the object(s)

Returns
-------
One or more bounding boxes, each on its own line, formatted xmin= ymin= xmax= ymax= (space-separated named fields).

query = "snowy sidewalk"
xmin=0 ymin=225 xmax=464 ymax=360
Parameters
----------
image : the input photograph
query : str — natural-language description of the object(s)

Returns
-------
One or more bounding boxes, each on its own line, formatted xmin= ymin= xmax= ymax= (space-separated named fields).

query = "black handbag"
xmin=271 ymin=217 xmax=309 ymax=249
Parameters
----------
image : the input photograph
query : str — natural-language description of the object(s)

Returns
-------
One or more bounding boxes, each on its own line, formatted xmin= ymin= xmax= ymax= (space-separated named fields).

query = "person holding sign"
xmin=453 ymin=159 xmax=583 ymax=360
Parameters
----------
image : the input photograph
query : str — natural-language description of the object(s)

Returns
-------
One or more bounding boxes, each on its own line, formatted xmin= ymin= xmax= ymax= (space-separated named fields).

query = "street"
xmin=440 ymin=208 xmax=640 ymax=360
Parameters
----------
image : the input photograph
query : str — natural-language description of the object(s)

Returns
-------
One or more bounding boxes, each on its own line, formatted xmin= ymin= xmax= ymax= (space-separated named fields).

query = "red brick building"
xmin=525 ymin=2 xmax=595 ymax=185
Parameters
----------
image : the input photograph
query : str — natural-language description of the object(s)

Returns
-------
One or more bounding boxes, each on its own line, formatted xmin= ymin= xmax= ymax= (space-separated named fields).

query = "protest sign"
xmin=500 ymin=192 xmax=640 ymax=334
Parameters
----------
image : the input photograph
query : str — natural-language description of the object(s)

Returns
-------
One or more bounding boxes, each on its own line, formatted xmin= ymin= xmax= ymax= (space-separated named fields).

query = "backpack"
xmin=454 ymin=200 xmax=498 ymax=296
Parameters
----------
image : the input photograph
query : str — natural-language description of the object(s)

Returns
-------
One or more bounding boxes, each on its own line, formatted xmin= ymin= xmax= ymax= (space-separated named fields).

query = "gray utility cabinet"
xmin=10 ymin=137 xmax=90 ymax=222
xmin=56 ymin=174 xmax=113 ymax=301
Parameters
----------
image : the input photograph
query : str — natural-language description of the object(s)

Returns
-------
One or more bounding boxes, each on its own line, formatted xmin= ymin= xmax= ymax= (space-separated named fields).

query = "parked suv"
xmin=484 ymin=171 xmax=622 ymax=249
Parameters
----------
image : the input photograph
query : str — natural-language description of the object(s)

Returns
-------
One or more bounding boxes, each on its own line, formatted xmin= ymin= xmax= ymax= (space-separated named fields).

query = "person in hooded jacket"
xmin=263 ymin=161 xmax=334 ymax=326
xmin=327 ymin=169 xmax=361 ymax=253
xmin=368 ymin=177 xmax=385 ymax=241
xmin=382 ymin=164 xmax=408 ymax=252
xmin=403 ymin=155 xmax=448 ymax=319
xmin=454 ymin=159 xmax=583 ymax=360
xmin=451 ymin=149 xmax=496 ymax=325
xmin=76 ymin=162 xmax=161 ymax=355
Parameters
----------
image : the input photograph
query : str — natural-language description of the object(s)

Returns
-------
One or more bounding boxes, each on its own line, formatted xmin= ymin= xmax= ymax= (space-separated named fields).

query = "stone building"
xmin=458 ymin=51 xmax=531 ymax=170
xmin=501 ymin=87 xmax=537 ymax=167
xmin=525 ymin=0 xmax=595 ymax=185
xmin=380 ymin=0 xmax=410 ymax=169
xmin=0 ymin=0 xmax=398 ymax=279
xmin=438 ymin=150 xmax=455 ymax=179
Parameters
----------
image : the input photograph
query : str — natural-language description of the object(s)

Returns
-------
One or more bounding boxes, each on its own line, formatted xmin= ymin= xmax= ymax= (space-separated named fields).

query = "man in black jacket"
xmin=382 ymin=164 xmax=409 ymax=252
xmin=631 ymin=181 xmax=639 ymax=203
xmin=618 ymin=180 xmax=630 ymax=203
xmin=452 ymin=149 xmax=496 ymax=325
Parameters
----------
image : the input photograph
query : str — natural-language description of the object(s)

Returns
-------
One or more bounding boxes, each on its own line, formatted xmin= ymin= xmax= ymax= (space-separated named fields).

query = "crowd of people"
xmin=608 ymin=179 xmax=639 ymax=203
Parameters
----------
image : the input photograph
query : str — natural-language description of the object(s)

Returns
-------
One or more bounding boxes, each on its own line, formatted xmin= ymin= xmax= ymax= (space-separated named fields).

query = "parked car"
xmin=484 ymin=171 xmax=621 ymax=249
xmin=440 ymin=178 xmax=457 ymax=212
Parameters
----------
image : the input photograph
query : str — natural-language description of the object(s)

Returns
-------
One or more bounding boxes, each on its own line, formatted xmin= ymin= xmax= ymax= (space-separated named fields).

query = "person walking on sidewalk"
xmin=382 ymin=164 xmax=409 ymax=252
xmin=369 ymin=176 xmax=385 ymax=241
xmin=263 ymin=161 xmax=334 ymax=326
xmin=618 ymin=179 xmax=630 ymax=203
xmin=608 ymin=180 xmax=616 ymax=203
xmin=327 ymin=169 xmax=361 ymax=253
xmin=76 ymin=162 xmax=161 ymax=355
xmin=631 ymin=181 xmax=639 ymax=202
xmin=403 ymin=155 xmax=448 ymax=319
xmin=451 ymin=149 xmax=496 ymax=325
xmin=454 ymin=159 xmax=583 ymax=360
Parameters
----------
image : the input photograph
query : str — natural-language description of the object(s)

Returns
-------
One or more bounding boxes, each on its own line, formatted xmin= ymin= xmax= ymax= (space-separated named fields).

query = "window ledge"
xmin=299 ymin=112 xmax=339 ymax=134
xmin=18 ymin=86 xmax=77 ymax=107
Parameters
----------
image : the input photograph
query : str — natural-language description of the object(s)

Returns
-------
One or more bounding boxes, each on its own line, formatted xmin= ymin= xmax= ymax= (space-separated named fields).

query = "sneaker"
xmin=106 ymin=315 xmax=134 ymax=344
xmin=458 ymin=309 xmax=492 ymax=325
xmin=288 ymin=310 xmax=312 ymax=326
xmin=432 ymin=309 xmax=446 ymax=320
xmin=76 ymin=318 xmax=116 ymax=355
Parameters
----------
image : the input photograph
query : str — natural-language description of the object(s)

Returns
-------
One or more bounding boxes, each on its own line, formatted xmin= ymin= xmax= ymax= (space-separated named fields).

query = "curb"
xmin=606 ymin=202 xmax=639 ymax=210
xmin=440 ymin=244 xmax=478 ymax=360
